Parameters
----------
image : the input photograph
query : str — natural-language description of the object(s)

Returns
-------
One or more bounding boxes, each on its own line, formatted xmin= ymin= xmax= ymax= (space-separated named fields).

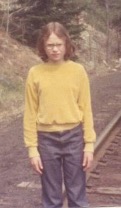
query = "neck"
xmin=47 ymin=59 xmax=67 ymax=65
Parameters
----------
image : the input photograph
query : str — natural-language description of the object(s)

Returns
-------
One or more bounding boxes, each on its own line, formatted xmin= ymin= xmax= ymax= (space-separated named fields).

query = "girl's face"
xmin=45 ymin=32 xmax=66 ymax=64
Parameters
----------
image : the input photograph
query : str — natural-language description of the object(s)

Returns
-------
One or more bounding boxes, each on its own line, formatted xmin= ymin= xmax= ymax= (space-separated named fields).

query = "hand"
xmin=83 ymin=152 xmax=94 ymax=171
xmin=30 ymin=156 xmax=43 ymax=174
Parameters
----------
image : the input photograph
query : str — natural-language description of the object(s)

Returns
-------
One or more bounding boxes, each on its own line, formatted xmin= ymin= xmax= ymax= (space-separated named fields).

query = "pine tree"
xmin=8 ymin=0 xmax=86 ymax=47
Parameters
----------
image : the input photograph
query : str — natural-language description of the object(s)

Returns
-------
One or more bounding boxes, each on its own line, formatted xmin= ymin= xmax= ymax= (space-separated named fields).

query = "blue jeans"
xmin=38 ymin=124 xmax=89 ymax=208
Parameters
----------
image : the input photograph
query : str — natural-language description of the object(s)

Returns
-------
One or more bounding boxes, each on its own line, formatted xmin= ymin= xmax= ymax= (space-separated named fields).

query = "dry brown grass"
xmin=0 ymin=29 xmax=41 ymax=122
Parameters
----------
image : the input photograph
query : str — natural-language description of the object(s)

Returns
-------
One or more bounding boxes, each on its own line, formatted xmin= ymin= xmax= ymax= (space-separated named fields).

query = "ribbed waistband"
xmin=37 ymin=122 xmax=81 ymax=132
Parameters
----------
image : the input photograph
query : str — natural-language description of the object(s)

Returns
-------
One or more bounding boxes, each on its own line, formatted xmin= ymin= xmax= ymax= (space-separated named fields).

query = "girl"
xmin=24 ymin=22 xmax=96 ymax=208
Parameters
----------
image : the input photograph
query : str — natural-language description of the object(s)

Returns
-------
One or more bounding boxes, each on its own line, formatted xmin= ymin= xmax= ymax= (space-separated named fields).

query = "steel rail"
xmin=87 ymin=109 xmax=121 ymax=181
xmin=94 ymin=109 xmax=121 ymax=154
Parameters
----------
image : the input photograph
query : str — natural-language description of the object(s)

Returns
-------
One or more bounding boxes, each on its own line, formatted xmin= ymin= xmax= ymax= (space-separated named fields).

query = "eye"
xmin=47 ymin=44 xmax=54 ymax=48
xmin=57 ymin=44 xmax=62 ymax=47
xmin=46 ymin=43 xmax=64 ymax=49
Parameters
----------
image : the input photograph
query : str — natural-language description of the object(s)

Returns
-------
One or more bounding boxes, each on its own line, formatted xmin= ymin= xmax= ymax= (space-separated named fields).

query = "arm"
xmin=78 ymin=67 xmax=96 ymax=170
xmin=24 ymin=68 xmax=43 ymax=174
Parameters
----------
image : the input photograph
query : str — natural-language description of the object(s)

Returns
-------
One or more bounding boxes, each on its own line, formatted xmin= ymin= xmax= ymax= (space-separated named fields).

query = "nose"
xmin=52 ymin=45 xmax=58 ymax=51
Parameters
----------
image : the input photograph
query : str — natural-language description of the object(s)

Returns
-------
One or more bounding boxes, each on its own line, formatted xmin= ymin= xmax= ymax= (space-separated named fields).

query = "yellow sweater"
xmin=24 ymin=60 xmax=96 ymax=158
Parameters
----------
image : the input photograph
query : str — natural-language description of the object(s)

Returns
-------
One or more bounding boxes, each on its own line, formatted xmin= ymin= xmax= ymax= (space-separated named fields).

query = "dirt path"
xmin=91 ymin=70 xmax=121 ymax=135
xmin=0 ymin=118 xmax=42 ymax=207
xmin=0 ymin=70 xmax=121 ymax=207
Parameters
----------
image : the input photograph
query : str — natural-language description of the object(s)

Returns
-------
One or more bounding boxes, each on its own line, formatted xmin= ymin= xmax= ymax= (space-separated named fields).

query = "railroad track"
xmin=86 ymin=110 xmax=121 ymax=207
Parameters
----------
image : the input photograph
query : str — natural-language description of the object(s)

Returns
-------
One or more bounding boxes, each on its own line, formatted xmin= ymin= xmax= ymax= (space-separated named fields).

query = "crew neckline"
xmin=45 ymin=60 xmax=71 ymax=67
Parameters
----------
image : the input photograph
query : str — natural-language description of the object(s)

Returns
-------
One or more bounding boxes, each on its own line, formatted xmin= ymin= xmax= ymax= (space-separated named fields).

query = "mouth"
xmin=51 ymin=53 xmax=60 ymax=56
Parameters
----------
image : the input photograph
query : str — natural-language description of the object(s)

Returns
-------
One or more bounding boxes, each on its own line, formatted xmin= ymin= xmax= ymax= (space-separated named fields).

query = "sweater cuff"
xmin=28 ymin=147 xmax=40 ymax=158
xmin=84 ymin=142 xmax=94 ymax=153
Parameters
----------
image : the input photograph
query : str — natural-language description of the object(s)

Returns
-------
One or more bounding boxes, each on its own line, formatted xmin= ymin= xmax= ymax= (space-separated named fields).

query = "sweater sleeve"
xmin=78 ymin=67 xmax=96 ymax=152
xmin=24 ymin=68 xmax=40 ymax=158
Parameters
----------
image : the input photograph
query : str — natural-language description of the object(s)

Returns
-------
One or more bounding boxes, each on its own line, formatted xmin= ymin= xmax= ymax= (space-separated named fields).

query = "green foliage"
xmin=2 ymin=0 xmax=121 ymax=50
xmin=8 ymin=0 xmax=85 ymax=46
xmin=83 ymin=0 xmax=121 ymax=33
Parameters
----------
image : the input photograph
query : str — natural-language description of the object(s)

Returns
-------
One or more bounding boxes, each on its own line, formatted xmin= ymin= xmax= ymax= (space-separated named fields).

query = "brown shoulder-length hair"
xmin=37 ymin=22 xmax=75 ymax=62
